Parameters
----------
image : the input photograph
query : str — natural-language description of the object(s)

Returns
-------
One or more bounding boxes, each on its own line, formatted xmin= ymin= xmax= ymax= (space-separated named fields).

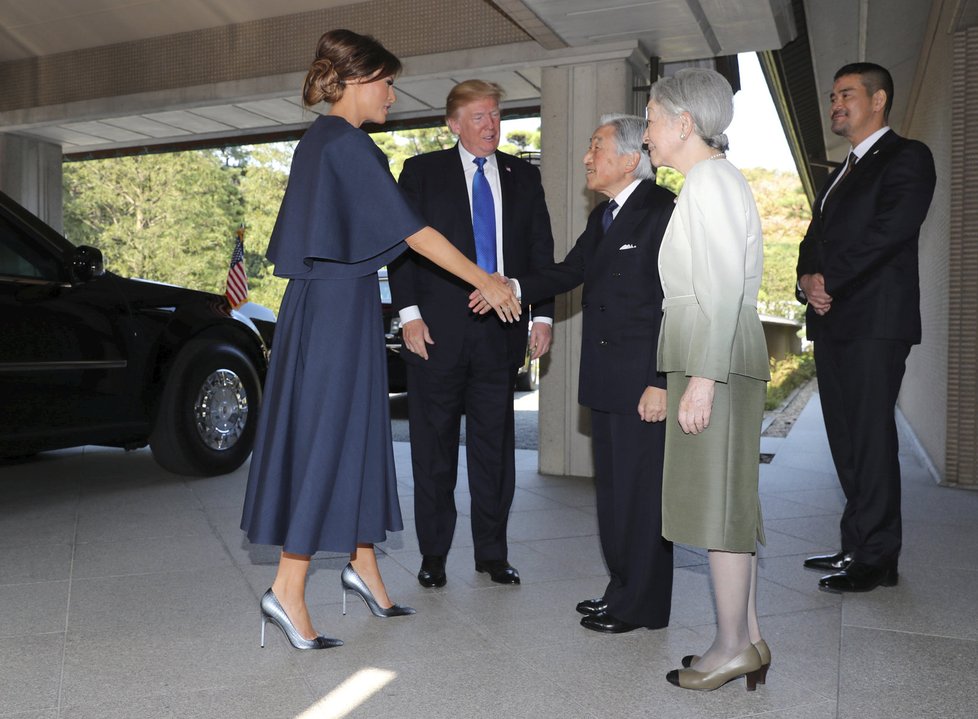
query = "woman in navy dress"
xmin=241 ymin=29 xmax=520 ymax=649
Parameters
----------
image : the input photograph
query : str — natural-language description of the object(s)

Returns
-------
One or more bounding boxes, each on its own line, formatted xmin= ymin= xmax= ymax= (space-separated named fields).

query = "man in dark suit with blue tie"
xmin=797 ymin=63 xmax=936 ymax=593
xmin=502 ymin=114 xmax=675 ymax=632
xmin=389 ymin=80 xmax=555 ymax=588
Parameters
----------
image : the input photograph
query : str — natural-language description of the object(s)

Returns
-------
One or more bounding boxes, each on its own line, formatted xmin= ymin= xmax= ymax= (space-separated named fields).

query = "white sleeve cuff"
xmin=398 ymin=305 xmax=423 ymax=324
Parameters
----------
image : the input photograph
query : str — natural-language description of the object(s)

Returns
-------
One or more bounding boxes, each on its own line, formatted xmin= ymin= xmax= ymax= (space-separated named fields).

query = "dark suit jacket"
xmin=518 ymin=179 xmax=675 ymax=414
xmin=796 ymin=130 xmax=936 ymax=343
xmin=389 ymin=146 xmax=555 ymax=370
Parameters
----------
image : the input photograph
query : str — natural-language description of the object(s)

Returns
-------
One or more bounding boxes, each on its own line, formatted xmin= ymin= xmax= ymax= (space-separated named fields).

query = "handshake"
xmin=470 ymin=272 xmax=520 ymax=317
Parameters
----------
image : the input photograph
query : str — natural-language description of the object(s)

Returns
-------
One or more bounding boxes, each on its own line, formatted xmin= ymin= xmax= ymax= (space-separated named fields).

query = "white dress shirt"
xmin=399 ymin=143 xmax=552 ymax=327
xmin=820 ymin=126 xmax=890 ymax=212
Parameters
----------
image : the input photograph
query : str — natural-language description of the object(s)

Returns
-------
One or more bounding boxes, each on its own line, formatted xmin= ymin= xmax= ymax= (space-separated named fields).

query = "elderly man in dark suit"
xmin=482 ymin=114 xmax=675 ymax=632
xmin=797 ymin=62 xmax=936 ymax=593
xmin=389 ymin=80 xmax=555 ymax=588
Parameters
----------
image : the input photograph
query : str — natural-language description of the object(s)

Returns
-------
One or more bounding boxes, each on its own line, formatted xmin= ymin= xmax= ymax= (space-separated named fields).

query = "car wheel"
xmin=149 ymin=338 xmax=261 ymax=476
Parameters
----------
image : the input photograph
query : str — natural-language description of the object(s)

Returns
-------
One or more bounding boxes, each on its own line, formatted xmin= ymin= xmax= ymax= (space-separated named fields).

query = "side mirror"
xmin=69 ymin=245 xmax=105 ymax=283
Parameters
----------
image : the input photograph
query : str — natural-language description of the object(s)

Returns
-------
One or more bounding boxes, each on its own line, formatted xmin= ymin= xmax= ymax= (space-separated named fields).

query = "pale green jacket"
xmin=656 ymin=159 xmax=770 ymax=383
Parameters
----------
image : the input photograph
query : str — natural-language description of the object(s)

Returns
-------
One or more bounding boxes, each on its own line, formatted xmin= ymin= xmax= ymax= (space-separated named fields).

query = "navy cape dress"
xmin=241 ymin=115 xmax=424 ymax=555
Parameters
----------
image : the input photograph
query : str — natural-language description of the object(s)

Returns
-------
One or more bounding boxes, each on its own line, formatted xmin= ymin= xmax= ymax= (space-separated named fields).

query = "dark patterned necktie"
xmin=824 ymin=152 xmax=857 ymax=204
xmin=602 ymin=199 xmax=618 ymax=234
xmin=472 ymin=157 xmax=496 ymax=273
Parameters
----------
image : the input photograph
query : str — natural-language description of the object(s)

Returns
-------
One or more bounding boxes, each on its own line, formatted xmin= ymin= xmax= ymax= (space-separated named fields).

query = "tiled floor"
xmin=2 ymin=395 xmax=977 ymax=718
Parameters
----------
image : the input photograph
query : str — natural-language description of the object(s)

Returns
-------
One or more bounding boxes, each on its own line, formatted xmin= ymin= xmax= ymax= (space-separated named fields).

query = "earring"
xmin=680 ymin=133 xmax=687 ymax=140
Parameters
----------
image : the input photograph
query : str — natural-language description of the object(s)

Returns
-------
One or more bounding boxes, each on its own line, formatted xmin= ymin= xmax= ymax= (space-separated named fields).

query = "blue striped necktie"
xmin=472 ymin=157 xmax=497 ymax=273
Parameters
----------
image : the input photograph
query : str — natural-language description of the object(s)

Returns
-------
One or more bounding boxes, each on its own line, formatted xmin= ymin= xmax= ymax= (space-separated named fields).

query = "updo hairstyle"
xmin=302 ymin=29 xmax=402 ymax=107
xmin=649 ymin=68 xmax=734 ymax=152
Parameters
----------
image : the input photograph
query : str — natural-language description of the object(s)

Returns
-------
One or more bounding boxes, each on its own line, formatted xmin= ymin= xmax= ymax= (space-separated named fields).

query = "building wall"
xmin=0 ymin=135 xmax=63 ymax=231
xmin=944 ymin=24 xmax=978 ymax=486
xmin=899 ymin=7 xmax=953 ymax=482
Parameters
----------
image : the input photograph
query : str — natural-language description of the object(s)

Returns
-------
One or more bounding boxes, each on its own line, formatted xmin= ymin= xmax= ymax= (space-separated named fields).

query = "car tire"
xmin=149 ymin=338 xmax=261 ymax=477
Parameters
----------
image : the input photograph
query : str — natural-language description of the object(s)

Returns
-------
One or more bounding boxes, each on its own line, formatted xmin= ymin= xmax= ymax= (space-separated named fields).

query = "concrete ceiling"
xmin=0 ymin=0 xmax=797 ymax=155
xmin=0 ymin=0 xmax=372 ymax=61
xmin=0 ymin=0 xmax=943 ymax=163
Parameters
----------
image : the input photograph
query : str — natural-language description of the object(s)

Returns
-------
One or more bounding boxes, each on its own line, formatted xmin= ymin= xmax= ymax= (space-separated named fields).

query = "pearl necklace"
xmin=708 ymin=152 xmax=726 ymax=161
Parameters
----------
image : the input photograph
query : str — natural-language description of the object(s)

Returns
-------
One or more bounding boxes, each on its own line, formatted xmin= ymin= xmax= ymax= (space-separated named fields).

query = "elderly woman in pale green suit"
xmin=644 ymin=68 xmax=771 ymax=692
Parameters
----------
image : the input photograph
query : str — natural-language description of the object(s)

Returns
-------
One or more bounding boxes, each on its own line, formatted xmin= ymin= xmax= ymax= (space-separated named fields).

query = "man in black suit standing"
xmin=797 ymin=62 xmax=936 ymax=593
xmin=492 ymin=114 xmax=675 ymax=632
xmin=389 ymin=80 xmax=555 ymax=587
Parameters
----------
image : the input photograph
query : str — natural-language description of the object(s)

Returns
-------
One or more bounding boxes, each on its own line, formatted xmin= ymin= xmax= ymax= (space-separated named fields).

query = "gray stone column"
xmin=0 ymin=134 xmax=63 ymax=232
xmin=537 ymin=56 xmax=645 ymax=477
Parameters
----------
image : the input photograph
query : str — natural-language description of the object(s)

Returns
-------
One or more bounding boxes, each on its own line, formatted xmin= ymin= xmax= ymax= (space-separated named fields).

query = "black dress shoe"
xmin=818 ymin=561 xmax=898 ymax=593
xmin=576 ymin=597 xmax=608 ymax=616
xmin=418 ymin=555 xmax=446 ymax=588
xmin=580 ymin=610 xmax=640 ymax=634
xmin=803 ymin=550 xmax=853 ymax=572
xmin=474 ymin=560 xmax=520 ymax=584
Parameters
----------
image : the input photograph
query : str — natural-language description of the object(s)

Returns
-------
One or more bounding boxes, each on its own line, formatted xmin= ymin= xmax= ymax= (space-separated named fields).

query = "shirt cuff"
xmin=510 ymin=278 xmax=523 ymax=301
xmin=398 ymin=305 xmax=422 ymax=324
xmin=531 ymin=316 xmax=553 ymax=327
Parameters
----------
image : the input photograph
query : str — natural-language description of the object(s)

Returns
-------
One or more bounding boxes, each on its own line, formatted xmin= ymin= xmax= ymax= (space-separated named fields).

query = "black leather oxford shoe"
xmin=418 ymin=555 xmax=447 ymax=588
xmin=803 ymin=550 xmax=853 ymax=572
xmin=576 ymin=597 xmax=608 ymax=616
xmin=474 ymin=560 xmax=520 ymax=584
xmin=580 ymin=610 xmax=640 ymax=634
xmin=818 ymin=561 xmax=898 ymax=593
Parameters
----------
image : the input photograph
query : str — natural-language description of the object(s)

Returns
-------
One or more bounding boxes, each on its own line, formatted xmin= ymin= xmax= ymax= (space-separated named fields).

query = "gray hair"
xmin=598 ymin=113 xmax=656 ymax=180
xmin=648 ymin=68 xmax=733 ymax=151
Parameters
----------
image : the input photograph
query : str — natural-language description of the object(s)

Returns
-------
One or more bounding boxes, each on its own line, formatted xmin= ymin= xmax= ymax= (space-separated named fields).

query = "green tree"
xmin=506 ymin=129 xmax=541 ymax=151
xmin=63 ymin=151 xmax=243 ymax=293
xmin=372 ymin=127 xmax=456 ymax=179
xmin=237 ymin=142 xmax=295 ymax=311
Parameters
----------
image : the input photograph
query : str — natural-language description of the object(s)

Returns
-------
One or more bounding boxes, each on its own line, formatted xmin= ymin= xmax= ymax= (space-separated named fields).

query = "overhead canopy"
xmin=0 ymin=0 xmax=795 ymax=156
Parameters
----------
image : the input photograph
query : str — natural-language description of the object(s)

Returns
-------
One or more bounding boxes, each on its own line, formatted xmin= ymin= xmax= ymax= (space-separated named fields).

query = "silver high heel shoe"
xmin=259 ymin=589 xmax=343 ymax=649
xmin=341 ymin=563 xmax=416 ymax=618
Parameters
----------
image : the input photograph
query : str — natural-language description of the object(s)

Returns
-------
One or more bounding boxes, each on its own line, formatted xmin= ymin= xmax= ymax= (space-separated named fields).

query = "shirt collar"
xmin=612 ymin=179 xmax=642 ymax=209
xmin=457 ymin=142 xmax=497 ymax=170
xmin=851 ymin=126 xmax=890 ymax=160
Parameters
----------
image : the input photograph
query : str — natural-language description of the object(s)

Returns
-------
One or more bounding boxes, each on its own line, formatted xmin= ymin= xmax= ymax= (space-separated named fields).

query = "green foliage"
xmin=63 ymin=151 xmax=243 ymax=293
xmin=236 ymin=143 xmax=295 ymax=311
xmin=765 ymin=351 xmax=816 ymax=410
xmin=655 ymin=166 xmax=685 ymax=195
xmin=506 ymin=129 xmax=541 ymax=151
xmin=373 ymin=127 xmax=456 ymax=179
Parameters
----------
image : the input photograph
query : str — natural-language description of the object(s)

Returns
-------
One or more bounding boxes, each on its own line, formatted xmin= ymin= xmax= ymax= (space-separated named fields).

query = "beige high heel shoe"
xmin=681 ymin=639 xmax=771 ymax=683
xmin=667 ymin=645 xmax=764 ymax=691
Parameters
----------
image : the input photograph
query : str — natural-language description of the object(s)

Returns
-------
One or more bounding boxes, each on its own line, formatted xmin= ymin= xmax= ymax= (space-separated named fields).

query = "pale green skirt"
xmin=661 ymin=372 xmax=766 ymax=552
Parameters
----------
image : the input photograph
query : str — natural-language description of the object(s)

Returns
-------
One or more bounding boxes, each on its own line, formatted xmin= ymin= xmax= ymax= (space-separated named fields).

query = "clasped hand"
xmin=469 ymin=273 xmax=519 ymax=318
xmin=476 ymin=272 xmax=521 ymax=323
xmin=800 ymin=273 xmax=832 ymax=315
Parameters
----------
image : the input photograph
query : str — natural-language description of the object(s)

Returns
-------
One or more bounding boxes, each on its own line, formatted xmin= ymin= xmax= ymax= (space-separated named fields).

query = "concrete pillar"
xmin=537 ymin=56 xmax=645 ymax=477
xmin=0 ymin=134 xmax=63 ymax=232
